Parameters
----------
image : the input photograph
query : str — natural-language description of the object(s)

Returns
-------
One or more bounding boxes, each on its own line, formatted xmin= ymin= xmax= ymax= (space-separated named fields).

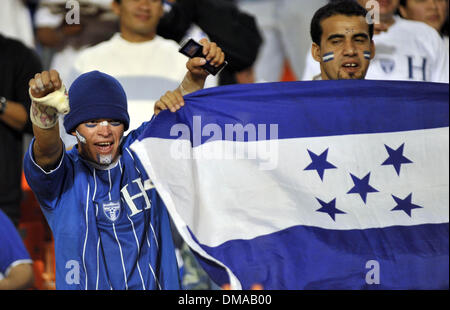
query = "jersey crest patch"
xmin=379 ymin=58 xmax=395 ymax=74
xmin=102 ymin=201 xmax=122 ymax=222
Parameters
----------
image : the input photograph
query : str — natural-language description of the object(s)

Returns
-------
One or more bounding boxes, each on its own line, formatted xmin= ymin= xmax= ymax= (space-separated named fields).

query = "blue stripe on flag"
xmin=139 ymin=80 xmax=448 ymax=147
xmin=189 ymin=223 xmax=449 ymax=290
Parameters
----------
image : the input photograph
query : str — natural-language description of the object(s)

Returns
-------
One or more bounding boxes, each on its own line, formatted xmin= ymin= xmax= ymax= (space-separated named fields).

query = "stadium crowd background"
xmin=0 ymin=0 xmax=448 ymax=290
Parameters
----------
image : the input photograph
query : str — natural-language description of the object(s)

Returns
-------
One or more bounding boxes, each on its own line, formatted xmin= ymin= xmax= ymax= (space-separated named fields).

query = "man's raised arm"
xmin=28 ymin=70 xmax=68 ymax=171
xmin=154 ymin=39 xmax=225 ymax=115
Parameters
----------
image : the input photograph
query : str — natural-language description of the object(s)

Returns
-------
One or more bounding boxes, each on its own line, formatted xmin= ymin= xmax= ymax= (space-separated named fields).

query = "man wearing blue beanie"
xmin=23 ymin=39 xmax=225 ymax=290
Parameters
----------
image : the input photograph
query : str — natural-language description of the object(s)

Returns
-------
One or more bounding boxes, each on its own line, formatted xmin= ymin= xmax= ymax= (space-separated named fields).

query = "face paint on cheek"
xmin=322 ymin=52 xmax=335 ymax=62
xmin=363 ymin=51 xmax=371 ymax=59
xmin=76 ymin=130 xmax=87 ymax=144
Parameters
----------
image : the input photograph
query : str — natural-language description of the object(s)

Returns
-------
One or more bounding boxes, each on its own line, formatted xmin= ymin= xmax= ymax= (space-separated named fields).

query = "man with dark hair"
xmin=155 ymin=1 xmax=376 ymax=108
xmin=67 ymin=0 xmax=189 ymax=147
xmin=23 ymin=39 xmax=225 ymax=290
xmin=303 ymin=0 xmax=449 ymax=82
xmin=309 ymin=0 xmax=375 ymax=80
xmin=310 ymin=1 xmax=374 ymax=46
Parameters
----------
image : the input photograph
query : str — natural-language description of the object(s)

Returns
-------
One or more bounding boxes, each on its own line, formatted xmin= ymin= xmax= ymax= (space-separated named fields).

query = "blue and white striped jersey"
xmin=23 ymin=121 xmax=181 ymax=290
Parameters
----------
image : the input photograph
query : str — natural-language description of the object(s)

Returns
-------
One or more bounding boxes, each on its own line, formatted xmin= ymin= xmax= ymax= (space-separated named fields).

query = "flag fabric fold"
xmin=131 ymin=80 xmax=449 ymax=289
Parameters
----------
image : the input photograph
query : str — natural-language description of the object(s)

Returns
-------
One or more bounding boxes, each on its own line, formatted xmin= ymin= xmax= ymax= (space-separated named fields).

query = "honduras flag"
xmin=131 ymin=80 xmax=449 ymax=290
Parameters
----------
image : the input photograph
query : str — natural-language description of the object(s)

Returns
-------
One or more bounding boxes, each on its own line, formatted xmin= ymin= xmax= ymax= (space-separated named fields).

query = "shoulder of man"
xmin=77 ymin=33 xmax=119 ymax=56
xmin=152 ymin=35 xmax=189 ymax=66
xmin=395 ymin=17 xmax=444 ymax=44
xmin=70 ymin=33 xmax=119 ymax=75
xmin=153 ymin=35 xmax=186 ymax=53
xmin=393 ymin=17 xmax=446 ymax=57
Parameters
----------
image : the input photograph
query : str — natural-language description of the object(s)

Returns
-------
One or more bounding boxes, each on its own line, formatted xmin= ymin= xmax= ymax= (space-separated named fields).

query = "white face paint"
xmin=77 ymin=128 xmax=113 ymax=166
xmin=97 ymin=154 xmax=113 ymax=165
xmin=76 ymin=130 xmax=87 ymax=144
xmin=74 ymin=119 xmax=125 ymax=168
xmin=90 ymin=121 xmax=116 ymax=165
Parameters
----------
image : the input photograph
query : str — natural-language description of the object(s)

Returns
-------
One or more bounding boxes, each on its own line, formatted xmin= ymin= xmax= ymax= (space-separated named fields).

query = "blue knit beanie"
xmin=64 ymin=70 xmax=130 ymax=134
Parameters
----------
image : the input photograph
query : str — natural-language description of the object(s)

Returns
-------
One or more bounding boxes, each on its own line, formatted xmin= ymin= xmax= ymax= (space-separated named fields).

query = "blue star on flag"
xmin=391 ymin=193 xmax=423 ymax=217
xmin=304 ymin=148 xmax=337 ymax=181
xmin=347 ymin=172 xmax=379 ymax=204
xmin=382 ymin=143 xmax=413 ymax=176
xmin=315 ymin=198 xmax=346 ymax=221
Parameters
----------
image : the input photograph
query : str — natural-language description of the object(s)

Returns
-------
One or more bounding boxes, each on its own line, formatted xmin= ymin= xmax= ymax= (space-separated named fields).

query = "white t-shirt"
xmin=61 ymin=33 xmax=189 ymax=146
xmin=302 ymin=16 xmax=449 ymax=83
xmin=444 ymin=35 xmax=449 ymax=55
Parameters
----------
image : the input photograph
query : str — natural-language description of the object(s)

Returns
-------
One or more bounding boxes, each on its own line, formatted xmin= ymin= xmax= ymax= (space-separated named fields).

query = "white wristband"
xmin=29 ymin=85 xmax=70 ymax=115
xmin=30 ymin=102 xmax=58 ymax=129
xmin=29 ymin=85 xmax=69 ymax=129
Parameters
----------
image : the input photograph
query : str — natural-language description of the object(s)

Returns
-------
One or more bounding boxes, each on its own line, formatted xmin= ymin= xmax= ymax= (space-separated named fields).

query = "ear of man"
xmin=311 ymin=43 xmax=323 ymax=63
xmin=369 ymin=40 xmax=376 ymax=59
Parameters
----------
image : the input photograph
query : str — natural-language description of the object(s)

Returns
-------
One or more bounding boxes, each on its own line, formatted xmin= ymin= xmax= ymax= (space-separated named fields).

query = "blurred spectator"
xmin=0 ymin=34 xmax=42 ymax=227
xmin=0 ymin=0 xmax=35 ymax=48
xmin=399 ymin=0 xmax=449 ymax=52
xmin=302 ymin=0 xmax=449 ymax=83
xmin=157 ymin=0 xmax=262 ymax=85
xmin=35 ymin=0 xmax=119 ymax=82
xmin=236 ymin=0 xmax=328 ymax=82
xmin=0 ymin=209 xmax=34 ymax=290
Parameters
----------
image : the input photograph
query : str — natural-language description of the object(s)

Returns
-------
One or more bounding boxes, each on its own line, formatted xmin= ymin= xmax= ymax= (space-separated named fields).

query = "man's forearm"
xmin=177 ymin=71 xmax=207 ymax=96
xmin=32 ymin=122 xmax=64 ymax=171
xmin=0 ymin=100 xmax=28 ymax=131
xmin=28 ymin=76 xmax=68 ymax=171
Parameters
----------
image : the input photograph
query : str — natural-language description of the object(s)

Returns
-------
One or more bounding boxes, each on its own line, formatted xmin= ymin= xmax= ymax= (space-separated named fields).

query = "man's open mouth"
xmin=95 ymin=142 xmax=114 ymax=153
xmin=342 ymin=62 xmax=360 ymax=73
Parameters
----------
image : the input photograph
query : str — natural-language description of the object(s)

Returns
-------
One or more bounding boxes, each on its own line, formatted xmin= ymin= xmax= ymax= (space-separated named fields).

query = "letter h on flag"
xmin=132 ymin=80 xmax=449 ymax=290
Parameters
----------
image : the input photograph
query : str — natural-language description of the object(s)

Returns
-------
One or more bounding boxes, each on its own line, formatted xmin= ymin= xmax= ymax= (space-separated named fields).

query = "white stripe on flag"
xmin=132 ymin=140 xmax=243 ymax=289
xmin=133 ymin=127 xmax=448 ymax=248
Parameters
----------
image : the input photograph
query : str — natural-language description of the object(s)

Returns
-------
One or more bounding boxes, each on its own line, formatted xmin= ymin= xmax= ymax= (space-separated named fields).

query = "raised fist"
xmin=28 ymin=69 xmax=69 ymax=116
xmin=29 ymin=70 xmax=63 ymax=99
